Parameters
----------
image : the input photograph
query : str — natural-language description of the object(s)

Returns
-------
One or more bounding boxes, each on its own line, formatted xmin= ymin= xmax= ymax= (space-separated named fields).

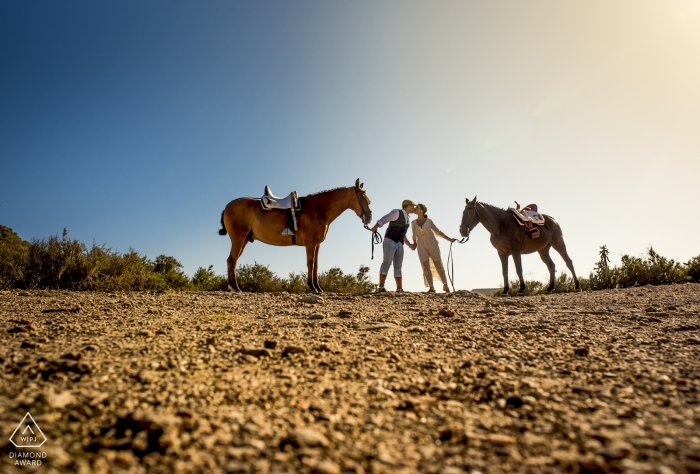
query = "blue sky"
xmin=2 ymin=1 xmax=699 ymax=291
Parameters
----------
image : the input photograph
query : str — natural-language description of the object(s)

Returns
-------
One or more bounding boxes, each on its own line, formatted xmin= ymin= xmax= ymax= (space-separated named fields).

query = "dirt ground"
xmin=1 ymin=284 xmax=699 ymax=474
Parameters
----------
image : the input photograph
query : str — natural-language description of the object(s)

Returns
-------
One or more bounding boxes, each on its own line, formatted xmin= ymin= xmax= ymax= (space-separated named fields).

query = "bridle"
xmin=354 ymin=187 xmax=372 ymax=226
xmin=460 ymin=202 xmax=480 ymax=241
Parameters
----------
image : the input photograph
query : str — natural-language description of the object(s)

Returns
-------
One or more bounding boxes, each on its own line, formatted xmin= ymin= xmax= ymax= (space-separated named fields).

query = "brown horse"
xmin=218 ymin=179 xmax=373 ymax=292
xmin=459 ymin=196 xmax=580 ymax=295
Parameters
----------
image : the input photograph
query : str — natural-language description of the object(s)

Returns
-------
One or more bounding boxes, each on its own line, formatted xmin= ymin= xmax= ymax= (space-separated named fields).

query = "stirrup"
xmin=281 ymin=228 xmax=295 ymax=236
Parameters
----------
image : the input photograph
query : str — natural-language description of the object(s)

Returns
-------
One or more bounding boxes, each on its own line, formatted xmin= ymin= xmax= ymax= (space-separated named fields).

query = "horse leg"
xmin=539 ymin=246 xmax=556 ymax=293
xmin=552 ymin=239 xmax=580 ymax=290
xmin=512 ymin=252 xmax=526 ymax=295
xmin=305 ymin=244 xmax=318 ymax=293
xmin=312 ymin=244 xmax=322 ymax=292
xmin=227 ymin=234 xmax=248 ymax=292
xmin=498 ymin=251 xmax=510 ymax=295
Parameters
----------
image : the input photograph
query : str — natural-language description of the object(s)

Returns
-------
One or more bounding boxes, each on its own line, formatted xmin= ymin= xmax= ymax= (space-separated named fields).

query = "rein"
xmin=447 ymin=237 xmax=468 ymax=292
xmin=365 ymin=225 xmax=383 ymax=259
xmin=447 ymin=204 xmax=477 ymax=292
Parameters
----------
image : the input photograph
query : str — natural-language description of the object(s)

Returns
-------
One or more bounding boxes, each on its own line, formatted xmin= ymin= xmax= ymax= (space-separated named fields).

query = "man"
xmin=369 ymin=200 xmax=417 ymax=292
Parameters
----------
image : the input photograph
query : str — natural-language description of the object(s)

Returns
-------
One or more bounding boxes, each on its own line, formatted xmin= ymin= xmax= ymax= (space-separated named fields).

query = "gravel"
xmin=1 ymin=284 xmax=699 ymax=473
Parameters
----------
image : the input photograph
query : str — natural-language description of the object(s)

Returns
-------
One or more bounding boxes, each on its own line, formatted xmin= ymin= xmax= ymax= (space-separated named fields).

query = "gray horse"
xmin=459 ymin=197 xmax=580 ymax=295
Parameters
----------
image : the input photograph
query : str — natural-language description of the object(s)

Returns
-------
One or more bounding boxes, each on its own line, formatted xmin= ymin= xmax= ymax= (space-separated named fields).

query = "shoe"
xmin=377 ymin=287 xmax=386 ymax=292
xmin=443 ymin=284 xmax=450 ymax=293
xmin=395 ymin=288 xmax=404 ymax=292
xmin=427 ymin=287 xmax=436 ymax=293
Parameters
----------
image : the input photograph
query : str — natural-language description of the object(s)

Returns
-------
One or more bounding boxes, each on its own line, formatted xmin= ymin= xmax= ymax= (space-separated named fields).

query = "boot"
xmin=378 ymin=273 xmax=387 ymax=292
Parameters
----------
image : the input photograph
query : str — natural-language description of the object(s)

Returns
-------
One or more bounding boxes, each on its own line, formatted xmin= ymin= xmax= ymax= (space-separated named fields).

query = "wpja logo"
xmin=8 ymin=413 xmax=48 ymax=467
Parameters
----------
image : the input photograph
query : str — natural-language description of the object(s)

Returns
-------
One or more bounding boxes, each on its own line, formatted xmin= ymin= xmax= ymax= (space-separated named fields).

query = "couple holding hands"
xmin=369 ymin=199 xmax=457 ymax=293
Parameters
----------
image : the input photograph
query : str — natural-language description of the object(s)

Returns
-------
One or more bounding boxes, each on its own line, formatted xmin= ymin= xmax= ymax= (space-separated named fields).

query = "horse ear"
xmin=465 ymin=198 xmax=469 ymax=204
xmin=360 ymin=182 xmax=364 ymax=189
xmin=473 ymin=195 xmax=477 ymax=202
xmin=355 ymin=178 xmax=360 ymax=188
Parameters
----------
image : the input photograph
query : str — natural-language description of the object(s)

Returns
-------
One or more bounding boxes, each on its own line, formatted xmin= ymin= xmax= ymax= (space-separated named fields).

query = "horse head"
xmin=354 ymin=178 xmax=373 ymax=226
xmin=460 ymin=196 xmax=480 ymax=238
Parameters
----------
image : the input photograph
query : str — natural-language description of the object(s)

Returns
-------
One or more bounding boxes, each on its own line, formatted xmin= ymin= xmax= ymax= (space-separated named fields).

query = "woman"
xmin=411 ymin=203 xmax=457 ymax=293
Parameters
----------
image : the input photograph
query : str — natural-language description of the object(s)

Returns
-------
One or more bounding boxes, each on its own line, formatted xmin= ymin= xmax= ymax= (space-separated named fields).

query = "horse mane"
xmin=477 ymin=201 xmax=507 ymax=212
xmin=306 ymin=186 xmax=348 ymax=197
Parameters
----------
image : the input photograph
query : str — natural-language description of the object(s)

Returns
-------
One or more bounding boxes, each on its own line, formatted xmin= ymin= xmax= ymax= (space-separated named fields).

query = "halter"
xmin=354 ymin=187 xmax=372 ymax=226
xmin=460 ymin=201 xmax=480 ymax=241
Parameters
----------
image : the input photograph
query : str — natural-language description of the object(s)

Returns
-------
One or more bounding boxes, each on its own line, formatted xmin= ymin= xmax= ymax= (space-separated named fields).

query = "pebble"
xmin=240 ymin=348 xmax=271 ymax=358
xmin=312 ymin=460 xmax=341 ymax=474
xmin=574 ymin=347 xmax=589 ymax=356
xmin=282 ymin=346 xmax=306 ymax=356
xmin=264 ymin=340 xmax=277 ymax=349
xmin=300 ymin=295 xmax=324 ymax=304
xmin=281 ymin=427 xmax=329 ymax=448
xmin=309 ymin=313 xmax=325 ymax=320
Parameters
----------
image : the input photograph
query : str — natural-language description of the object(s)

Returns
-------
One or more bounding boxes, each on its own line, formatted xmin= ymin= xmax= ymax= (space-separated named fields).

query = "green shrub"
xmin=191 ymin=265 xmax=228 ymax=291
xmin=0 ymin=225 xmax=30 ymax=289
xmin=317 ymin=265 xmax=375 ymax=293
xmin=686 ymin=255 xmax=700 ymax=283
xmin=235 ymin=262 xmax=287 ymax=292
xmin=495 ymin=279 xmax=547 ymax=296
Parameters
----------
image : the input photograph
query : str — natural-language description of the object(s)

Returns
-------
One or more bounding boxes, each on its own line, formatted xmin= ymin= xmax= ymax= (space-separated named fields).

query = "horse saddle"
xmin=261 ymin=186 xmax=301 ymax=237
xmin=509 ymin=203 xmax=545 ymax=238
xmin=261 ymin=186 xmax=301 ymax=211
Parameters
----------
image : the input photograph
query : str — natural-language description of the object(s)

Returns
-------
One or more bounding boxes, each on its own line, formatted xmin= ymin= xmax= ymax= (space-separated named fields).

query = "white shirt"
xmin=375 ymin=209 xmax=409 ymax=228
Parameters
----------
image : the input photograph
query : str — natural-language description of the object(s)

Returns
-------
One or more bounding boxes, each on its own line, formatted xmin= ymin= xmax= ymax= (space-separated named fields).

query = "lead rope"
xmin=447 ymin=236 xmax=469 ymax=292
xmin=365 ymin=225 xmax=383 ymax=259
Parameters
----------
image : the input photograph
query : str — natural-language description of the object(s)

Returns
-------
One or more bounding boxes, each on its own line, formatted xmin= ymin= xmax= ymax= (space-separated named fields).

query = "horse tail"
xmin=218 ymin=210 xmax=227 ymax=236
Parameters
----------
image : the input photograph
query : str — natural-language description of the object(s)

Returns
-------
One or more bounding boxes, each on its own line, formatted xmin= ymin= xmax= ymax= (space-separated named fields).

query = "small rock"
xmin=574 ymin=347 xmax=589 ymax=356
xmin=44 ymin=389 xmax=76 ymax=409
xmin=138 ymin=370 xmax=159 ymax=383
xmin=240 ymin=348 xmax=271 ymax=358
xmin=282 ymin=346 xmax=306 ymax=357
xmin=338 ymin=310 xmax=352 ymax=318
xmin=485 ymin=433 xmax=516 ymax=445
xmin=301 ymin=295 xmax=324 ymax=304
xmin=687 ymin=337 xmax=700 ymax=345
xmin=438 ymin=308 xmax=455 ymax=317
xmin=309 ymin=313 xmax=325 ymax=320
xmin=598 ymin=441 xmax=632 ymax=460
xmin=206 ymin=337 xmax=216 ymax=346
xmin=136 ymin=329 xmax=154 ymax=337
xmin=60 ymin=352 xmax=82 ymax=361
xmin=312 ymin=460 xmax=341 ymax=474
xmin=280 ymin=427 xmax=329 ymax=449
xmin=264 ymin=340 xmax=277 ymax=349
xmin=506 ymin=396 xmax=524 ymax=408
xmin=20 ymin=341 xmax=40 ymax=349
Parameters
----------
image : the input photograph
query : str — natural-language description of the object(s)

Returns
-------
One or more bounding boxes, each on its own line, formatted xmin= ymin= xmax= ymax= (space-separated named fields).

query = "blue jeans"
xmin=380 ymin=239 xmax=404 ymax=277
